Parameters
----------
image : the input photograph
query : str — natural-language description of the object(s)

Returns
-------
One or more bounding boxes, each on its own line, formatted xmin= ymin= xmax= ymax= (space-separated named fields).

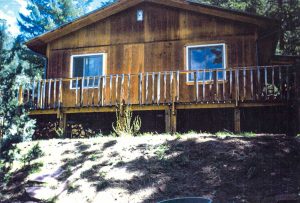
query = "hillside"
xmin=1 ymin=134 xmax=300 ymax=203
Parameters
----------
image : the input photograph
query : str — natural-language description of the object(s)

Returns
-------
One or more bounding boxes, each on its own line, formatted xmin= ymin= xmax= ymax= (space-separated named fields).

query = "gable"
xmin=26 ymin=0 xmax=278 ymax=55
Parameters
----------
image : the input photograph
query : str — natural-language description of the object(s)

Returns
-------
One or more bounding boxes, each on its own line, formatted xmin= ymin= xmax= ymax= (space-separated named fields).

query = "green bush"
xmin=21 ymin=143 xmax=44 ymax=165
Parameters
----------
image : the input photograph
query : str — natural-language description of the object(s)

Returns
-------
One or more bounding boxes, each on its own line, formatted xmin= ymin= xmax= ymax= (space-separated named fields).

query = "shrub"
xmin=112 ymin=104 xmax=141 ymax=137
xmin=21 ymin=143 xmax=44 ymax=166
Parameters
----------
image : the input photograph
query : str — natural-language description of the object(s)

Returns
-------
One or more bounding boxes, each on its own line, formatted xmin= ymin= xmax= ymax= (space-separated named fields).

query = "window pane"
xmin=73 ymin=57 xmax=84 ymax=77
xmin=72 ymin=54 xmax=104 ymax=88
xmin=188 ymin=45 xmax=225 ymax=81
xmin=84 ymin=55 xmax=103 ymax=87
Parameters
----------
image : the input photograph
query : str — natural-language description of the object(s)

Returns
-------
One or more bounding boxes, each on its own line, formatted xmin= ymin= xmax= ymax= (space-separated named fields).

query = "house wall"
xmin=46 ymin=2 xmax=274 ymax=107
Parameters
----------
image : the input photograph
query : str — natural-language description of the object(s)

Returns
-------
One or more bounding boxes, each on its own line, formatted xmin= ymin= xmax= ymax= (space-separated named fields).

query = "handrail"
xmin=18 ymin=65 xmax=296 ymax=110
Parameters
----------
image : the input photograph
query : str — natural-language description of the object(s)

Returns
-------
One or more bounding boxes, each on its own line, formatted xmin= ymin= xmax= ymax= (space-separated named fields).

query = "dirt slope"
xmin=1 ymin=134 xmax=300 ymax=203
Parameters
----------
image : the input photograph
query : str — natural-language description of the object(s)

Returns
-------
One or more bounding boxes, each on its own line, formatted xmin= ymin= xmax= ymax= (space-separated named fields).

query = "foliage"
xmin=154 ymin=144 xmax=169 ymax=160
xmin=195 ymin=0 xmax=300 ymax=55
xmin=0 ymin=20 xmax=36 ymax=159
xmin=112 ymin=105 xmax=142 ymax=137
xmin=21 ymin=143 xmax=44 ymax=166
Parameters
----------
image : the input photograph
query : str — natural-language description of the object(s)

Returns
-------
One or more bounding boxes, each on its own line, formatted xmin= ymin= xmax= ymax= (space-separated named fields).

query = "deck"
xmin=18 ymin=65 xmax=296 ymax=115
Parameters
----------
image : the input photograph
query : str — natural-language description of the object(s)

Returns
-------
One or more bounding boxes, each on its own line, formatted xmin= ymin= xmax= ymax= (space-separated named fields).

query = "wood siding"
xmin=46 ymin=2 xmax=274 ymax=108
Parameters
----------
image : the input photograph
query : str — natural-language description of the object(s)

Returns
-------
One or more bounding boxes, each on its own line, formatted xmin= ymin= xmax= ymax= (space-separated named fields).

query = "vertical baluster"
xmin=102 ymin=76 xmax=106 ymax=106
xmin=257 ymin=66 xmax=261 ymax=100
xmin=264 ymin=67 xmax=268 ymax=99
xmin=170 ymin=72 xmax=173 ymax=104
xmin=32 ymin=80 xmax=36 ymax=108
xmin=202 ymin=70 xmax=206 ymax=102
xmin=26 ymin=84 xmax=30 ymax=103
xmin=216 ymin=69 xmax=219 ymax=103
xmin=18 ymin=85 xmax=23 ymax=105
xmin=272 ymin=66 xmax=275 ymax=98
xmin=109 ymin=75 xmax=113 ymax=106
xmin=286 ymin=66 xmax=290 ymax=100
xmin=176 ymin=71 xmax=180 ymax=102
xmin=229 ymin=68 xmax=233 ymax=100
xmin=115 ymin=75 xmax=119 ymax=105
xmin=58 ymin=79 xmax=63 ymax=108
xmin=53 ymin=79 xmax=57 ymax=108
xmin=98 ymin=76 xmax=102 ymax=106
xmin=222 ymin=69 xmax=226 ymax=101
xmin=152 ymin=72 xmax=155 ymax=104
xmin=48 ymin=79 xmax=52 ymax=108
xmin=164 ymin=72 xmax=167 ymax=104
xmin=209 ymin=69 xmax=213 ymax=101
xmin=145 ymin=72 xmax=149 ymax=104
xmin=139 ymin=73 xmax=143 ymax=105
xmin=235 ymin=69 xmax=240 ymax=106
xmin=121 ymin=74 xmax=125 ymax=102
xmin=157 ymin=72 xmax=161 ymax=105
xmin=75 ymin=77 xmax=79 ymax=107
xmin=42 ymin=79 xmax=46 ymax=109
xmin=127 ymin=74 xmax=131 ymax=105
xmin=250 ymin=68 xmax=254 ymax=100
xmin=194 ymin=71 xmax=198 ymax=102
xmin=92 ymin=76 xmax=96 ymax=106
xmin=243 ymin=67 xmax=246 ymax=101
xmin=87 ymin=76 xmax=90 ymax=107
xmin=279 ymin=66 xmax=282 ymax=100
xmin=37 ymin=80 xmax=41 ymax=109
xmin=81 ymin=77 xmax=84 ymax=107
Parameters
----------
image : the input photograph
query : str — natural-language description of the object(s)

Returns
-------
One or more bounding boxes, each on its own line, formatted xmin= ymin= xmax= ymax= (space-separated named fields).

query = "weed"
xmin=240 ymin=132 xmax=256 ymax=137
xmin=215 ymin=131 xmax=234 ymax=138
xmin=67 ymin=183 xmax=80 ymax=194
xmin=112 ymin=104 xmax=141 ymax=137
xmin=28 ymin=162 xmax=43 ymax=174
xmin=154 ymin=144 xmax=169 ymax=160
xmin=21 ymin=143 xmax=44 ymax=166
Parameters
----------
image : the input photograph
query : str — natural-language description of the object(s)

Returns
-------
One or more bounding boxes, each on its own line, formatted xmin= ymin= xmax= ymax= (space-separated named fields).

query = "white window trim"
xmin=70 ymin=53 xmax=107 ymax=89
xmin=185 ymin=43 xmax=227 ymax=83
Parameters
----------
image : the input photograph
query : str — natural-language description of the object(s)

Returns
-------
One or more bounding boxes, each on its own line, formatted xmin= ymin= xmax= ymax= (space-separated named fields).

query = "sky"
xmin=0 ymin=0 xmax=107 ymax=36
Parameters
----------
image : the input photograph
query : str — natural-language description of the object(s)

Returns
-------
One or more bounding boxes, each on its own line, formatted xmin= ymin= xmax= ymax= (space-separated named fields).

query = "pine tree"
xmin=0 ymin=20 xmax=36 ymax=157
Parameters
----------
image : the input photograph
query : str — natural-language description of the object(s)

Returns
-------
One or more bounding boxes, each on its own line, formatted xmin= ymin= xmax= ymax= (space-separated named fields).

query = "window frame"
xmin=69 ymin=53 xmax=107 ymax=89
xmin=185 ymin=43 xmax=227 ymax=83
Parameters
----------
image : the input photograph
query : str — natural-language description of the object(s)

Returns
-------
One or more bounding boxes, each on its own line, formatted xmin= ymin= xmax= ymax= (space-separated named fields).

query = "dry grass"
xmin=1 ymin=133 xmax=300 ymax=203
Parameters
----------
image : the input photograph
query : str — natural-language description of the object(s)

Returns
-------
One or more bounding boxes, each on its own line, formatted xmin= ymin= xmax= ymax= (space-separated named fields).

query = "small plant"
xmin=112 ymin=104 xmax=141 ymax=137
xmin=240 ymin=132 xmax=256 ymax=137
xmin=154 ymin=144 xmax=169 ymax=160
xmin=21 ymin=143 xmax=44 ymax=166
xmin=55 ymin=127 xmax=64 ymax=138
xmin=215 ymin=131 xmax=234 ymax=138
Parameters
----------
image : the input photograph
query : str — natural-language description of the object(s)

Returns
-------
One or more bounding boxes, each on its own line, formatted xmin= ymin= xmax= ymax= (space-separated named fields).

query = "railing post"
xmin=58 ymin=79 xmax=63 ymax=108
xmin=235 ymin=69 xmax=240 ymax=106
xmin=18 ymin=85 xmax=23 ymax=105
xmin=139 ymin=73 xmax=143 ymax=105
xmin=234 ymin=108 xmax=241 ymax=134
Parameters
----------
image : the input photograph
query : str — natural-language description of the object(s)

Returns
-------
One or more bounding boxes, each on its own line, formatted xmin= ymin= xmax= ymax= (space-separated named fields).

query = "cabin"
xmin=20 ymin=0 xmax=300 ymax=137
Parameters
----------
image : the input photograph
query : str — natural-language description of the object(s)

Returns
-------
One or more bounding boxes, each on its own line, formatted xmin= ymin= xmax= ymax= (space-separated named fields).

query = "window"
xmin=137 ymin=10 xmax=143 ymax=21
xmin=71 ymin=53 xmax=106 ymax=88
xmin=186 ymin=43 xmax=226 ymax=82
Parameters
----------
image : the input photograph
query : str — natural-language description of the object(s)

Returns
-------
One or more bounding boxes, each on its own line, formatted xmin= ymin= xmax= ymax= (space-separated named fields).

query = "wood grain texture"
xmin=44 ymin=2 xmax=276 ymax=108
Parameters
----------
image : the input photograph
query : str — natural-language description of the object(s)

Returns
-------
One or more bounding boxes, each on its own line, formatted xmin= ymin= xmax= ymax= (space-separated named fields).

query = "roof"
xmin=26 ymin=0 xmax=279 ymax=55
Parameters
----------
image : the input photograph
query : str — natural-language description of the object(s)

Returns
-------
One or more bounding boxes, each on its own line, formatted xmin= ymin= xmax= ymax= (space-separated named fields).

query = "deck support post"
xmin=165 ymin=108 xmax=177 ymax=134
xmin=58 ymin=112 xmax=67 ymax=137
xmin=291 ymin=61 xmax=300 ymax=136
xmin=234 ymin=108 xmax=241 ymax=134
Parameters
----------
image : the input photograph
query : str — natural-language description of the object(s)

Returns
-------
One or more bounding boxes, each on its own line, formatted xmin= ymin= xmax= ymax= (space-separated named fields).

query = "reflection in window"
xmin=187 ymin=44 xmax=226 ymax=82
xmin=71 ymin=54 xmax=104 ymax=88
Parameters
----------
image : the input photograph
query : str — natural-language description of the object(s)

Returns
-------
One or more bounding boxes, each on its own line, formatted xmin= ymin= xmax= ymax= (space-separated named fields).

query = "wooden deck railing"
xmin=18 ymin=65 xmax=296 ymax=110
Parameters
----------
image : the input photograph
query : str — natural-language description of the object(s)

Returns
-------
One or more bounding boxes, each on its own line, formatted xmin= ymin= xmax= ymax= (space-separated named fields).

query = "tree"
xmin=194 ymin=0 xmax=300 ymax=55
xmin=0 ymin=20 xmax=35 ymax=158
